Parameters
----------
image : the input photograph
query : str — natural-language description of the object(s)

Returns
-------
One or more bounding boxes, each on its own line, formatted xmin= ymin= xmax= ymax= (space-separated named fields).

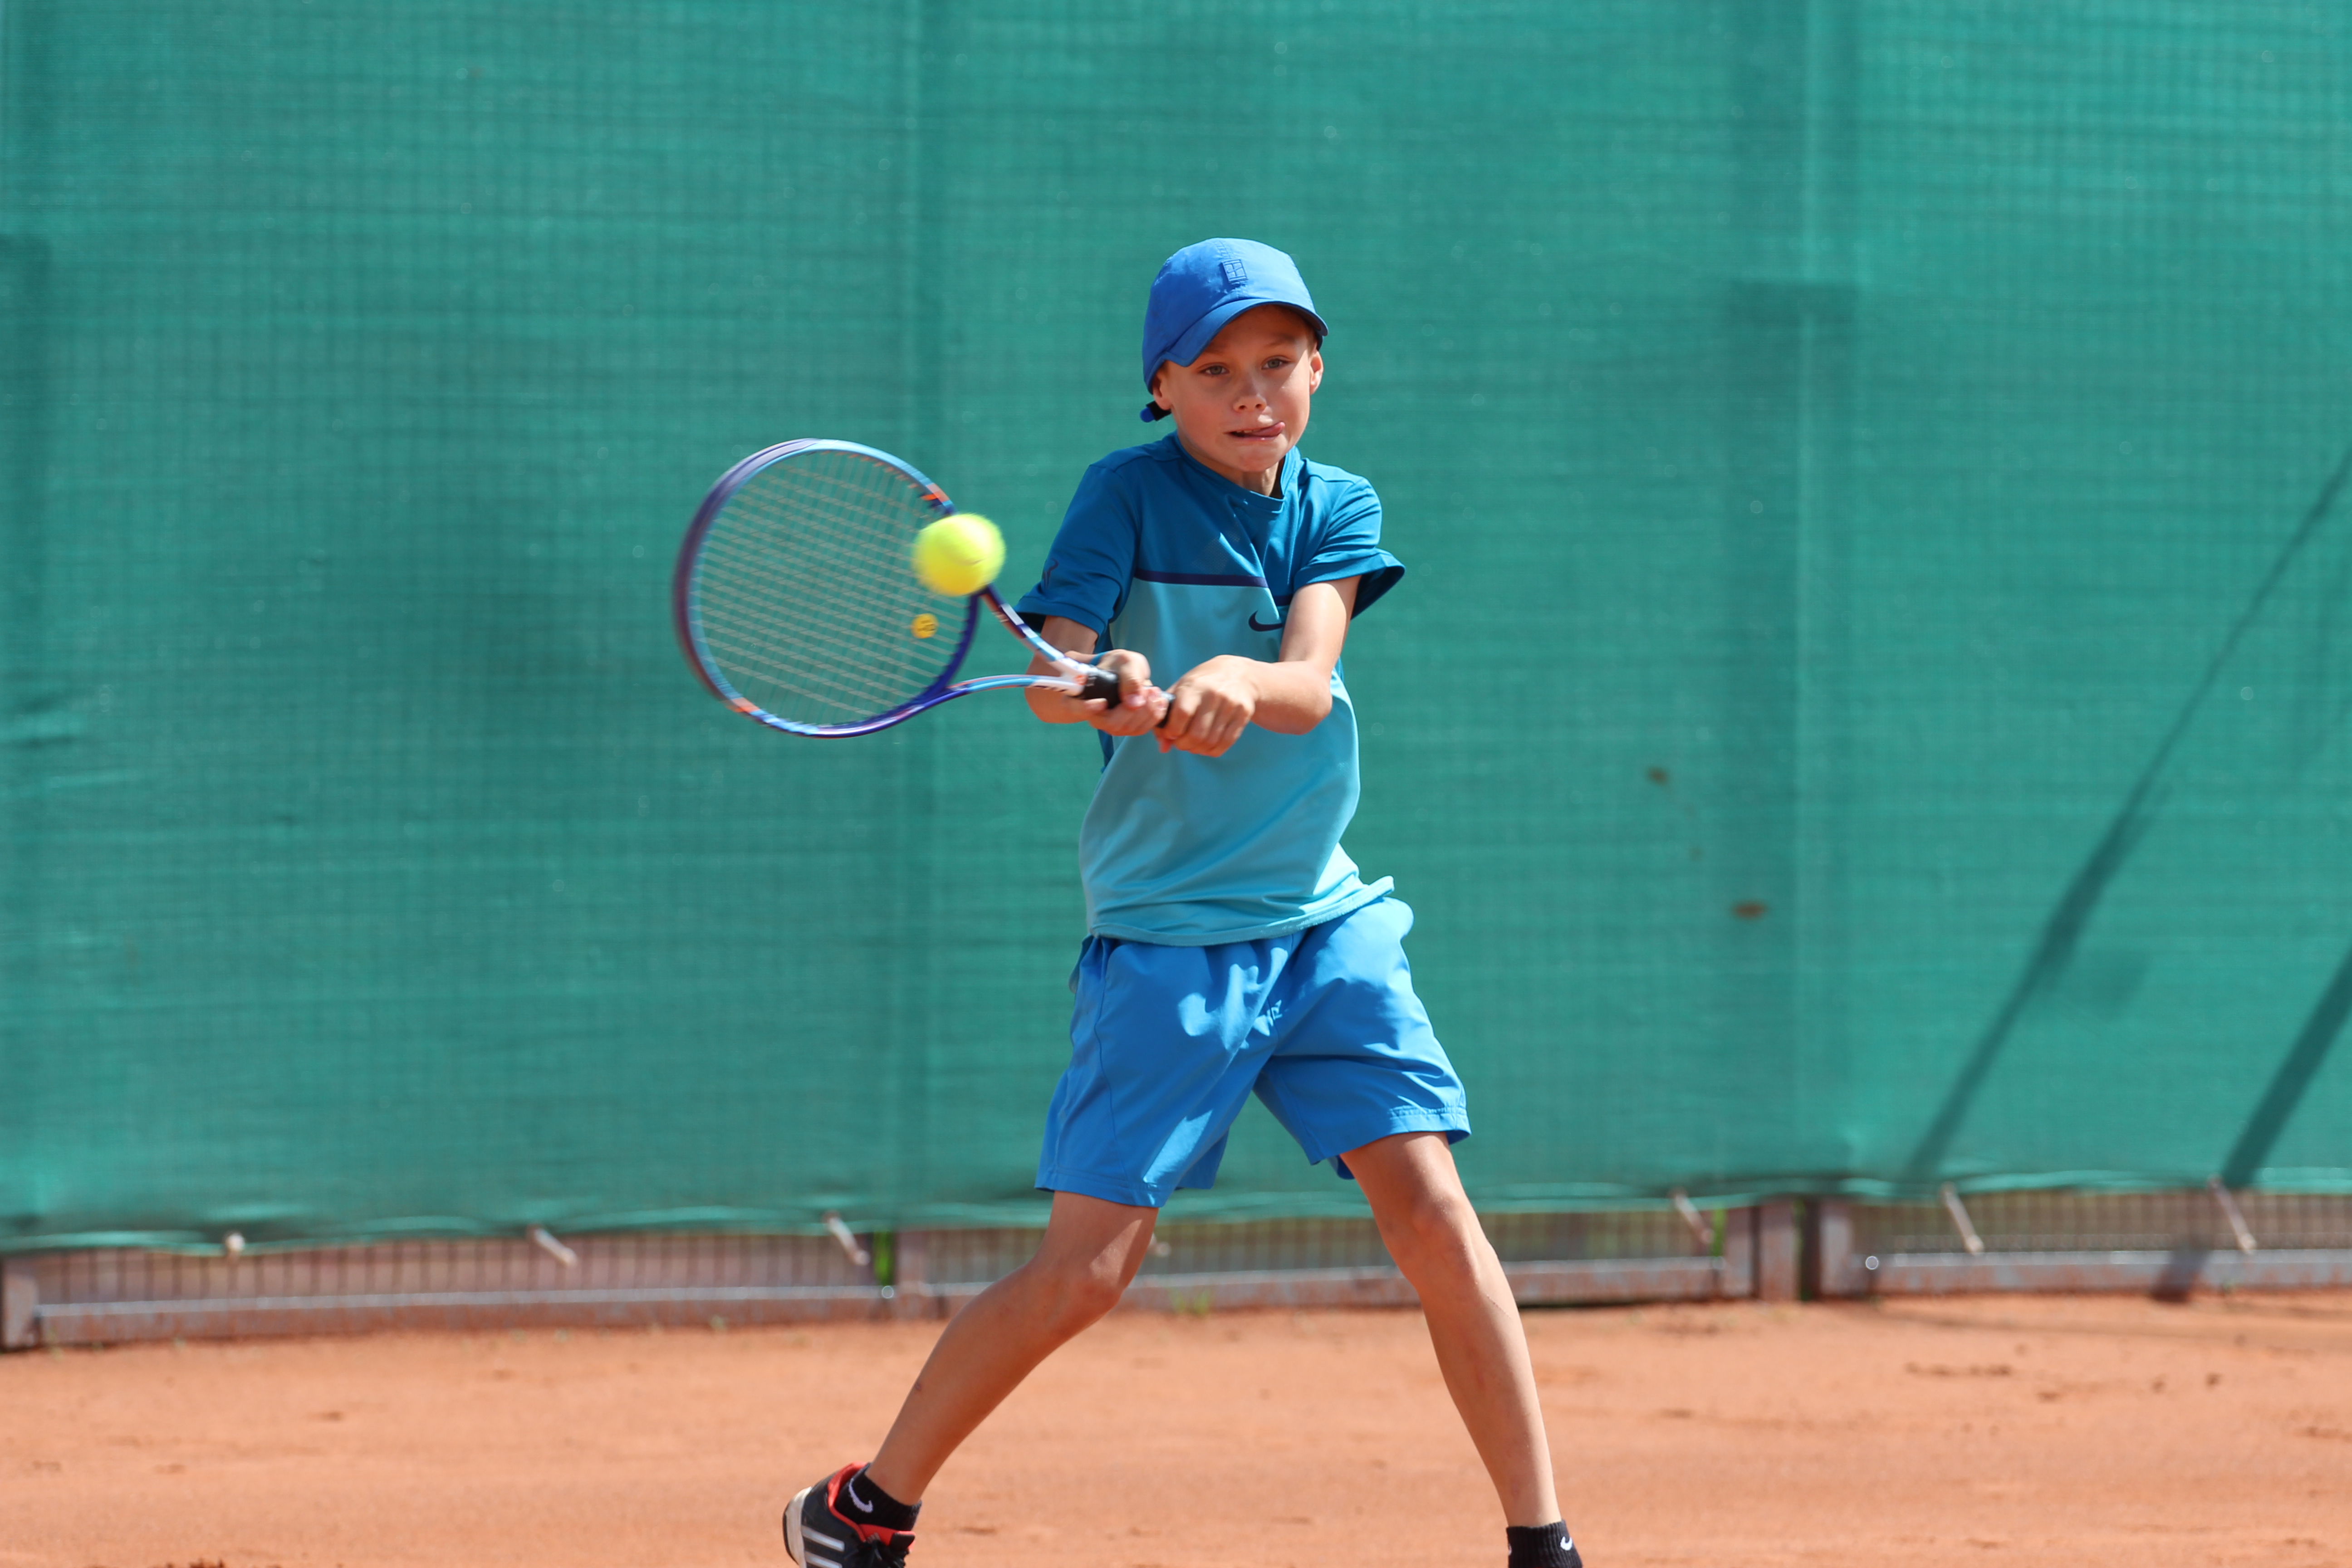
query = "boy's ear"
xmin=1148 ymin=363 xmax=1171 ymax=412
xmin=1307 ymin=345 xmax=1323 ymax=394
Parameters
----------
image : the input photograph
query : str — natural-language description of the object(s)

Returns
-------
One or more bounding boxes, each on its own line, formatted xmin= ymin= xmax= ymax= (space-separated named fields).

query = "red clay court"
xmin=6 ymin=1293 xmax=2347 ymax=1568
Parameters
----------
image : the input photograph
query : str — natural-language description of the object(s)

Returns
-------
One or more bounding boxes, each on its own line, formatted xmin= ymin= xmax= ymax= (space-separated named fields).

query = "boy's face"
xmin=1149 ymin=305 xmax=1323 ymax=493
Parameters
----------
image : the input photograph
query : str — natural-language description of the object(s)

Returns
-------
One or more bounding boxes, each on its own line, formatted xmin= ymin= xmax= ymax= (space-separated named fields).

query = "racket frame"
xmin=673 ymin=438 xmax=1099 ymax=737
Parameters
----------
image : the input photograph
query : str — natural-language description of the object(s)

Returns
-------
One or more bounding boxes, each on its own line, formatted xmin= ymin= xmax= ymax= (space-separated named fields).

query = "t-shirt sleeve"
xmin=1298 ymin=476 xmax=1405 ymax=617
xmin=1013 ymin=462 xmax=1137 ymax=639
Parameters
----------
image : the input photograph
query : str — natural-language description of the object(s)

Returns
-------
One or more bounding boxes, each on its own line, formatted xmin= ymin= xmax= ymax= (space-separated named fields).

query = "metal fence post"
xmin=2 ymin=1255 xmax=38 ymax=1349
xmin=1811 ymin=1199 xmax=1861 ymax=1296
xmin=1755 ymin=1201 xmax=1800 ymax=1301
xmin=892 ymin=1230 xmax=931 ymax=1318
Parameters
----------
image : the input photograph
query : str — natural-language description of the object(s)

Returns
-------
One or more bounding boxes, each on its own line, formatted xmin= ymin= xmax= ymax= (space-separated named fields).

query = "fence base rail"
xmin=1811 ymin=1194 xmax=2352 ymax=1298
xmin=5 ymin=1193 xmax=2347 ymax=1349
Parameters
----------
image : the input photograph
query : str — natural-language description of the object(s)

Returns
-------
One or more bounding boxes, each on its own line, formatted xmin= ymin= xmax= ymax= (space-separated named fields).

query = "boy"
xmin=783 ymin=239 xmax=1583 ymax=1568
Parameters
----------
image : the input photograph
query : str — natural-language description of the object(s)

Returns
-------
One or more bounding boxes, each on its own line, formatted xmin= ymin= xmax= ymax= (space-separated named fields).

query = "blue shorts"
xmin=1035 ymin=897 xmax=1470 ymax=1208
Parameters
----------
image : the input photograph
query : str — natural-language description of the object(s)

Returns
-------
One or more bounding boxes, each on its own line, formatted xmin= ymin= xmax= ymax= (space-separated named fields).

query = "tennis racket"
xmin=672 ymin=439 xmax=1121 ymax=737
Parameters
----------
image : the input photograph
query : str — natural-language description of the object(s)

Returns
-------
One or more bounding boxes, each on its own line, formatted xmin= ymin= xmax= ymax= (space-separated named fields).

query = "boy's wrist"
xmin=1200 ymin=653 xmax=1262 ymax=689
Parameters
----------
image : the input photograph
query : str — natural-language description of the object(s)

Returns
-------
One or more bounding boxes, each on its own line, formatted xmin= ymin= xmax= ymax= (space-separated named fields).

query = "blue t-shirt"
xmin=1014 ymin=434 xmax=1405 ymax=946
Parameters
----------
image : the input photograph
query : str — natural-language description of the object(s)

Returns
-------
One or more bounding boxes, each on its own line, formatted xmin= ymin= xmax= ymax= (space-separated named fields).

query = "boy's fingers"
xmin=1168 ymin=713 xmax=1229 ymax=756
xmin=1091 ymin=685 xmax=1167 ymax=736
xmin=1159 ymin=690 xmax=1194 ymax=737
xmin=1161 ymin=692 xmax=1236 ymax=753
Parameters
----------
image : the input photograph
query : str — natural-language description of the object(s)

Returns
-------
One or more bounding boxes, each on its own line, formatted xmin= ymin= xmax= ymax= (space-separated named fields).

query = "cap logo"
xmin=1220 ymin=258 xmax=1249 ymax=287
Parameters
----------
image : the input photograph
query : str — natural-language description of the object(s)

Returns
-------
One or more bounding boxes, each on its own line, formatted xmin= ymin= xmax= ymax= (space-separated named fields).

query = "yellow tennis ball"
xmin=911 ymin=513 xmax=1005 ymax=597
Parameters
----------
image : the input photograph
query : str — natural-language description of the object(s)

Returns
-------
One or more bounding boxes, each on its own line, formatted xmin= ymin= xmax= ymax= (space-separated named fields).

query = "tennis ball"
xmin=911 ymin=513 xmax=1005 ymax=598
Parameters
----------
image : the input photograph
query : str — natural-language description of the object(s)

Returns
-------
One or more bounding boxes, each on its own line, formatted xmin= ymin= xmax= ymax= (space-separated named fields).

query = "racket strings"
xmin=699 ymin=485 xmax=922 ymax=712
xmin=707 ymin=465 xmax=944 ymax=696
xmin=700 ymin=546 xmax=932 ymax=712
xmin=690 ymin=448 xmax=965 ymax=725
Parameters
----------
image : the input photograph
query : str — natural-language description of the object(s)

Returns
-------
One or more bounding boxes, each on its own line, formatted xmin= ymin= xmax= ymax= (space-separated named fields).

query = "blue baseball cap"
xmin=1138 ymin=238 xmax=1328 ymax=421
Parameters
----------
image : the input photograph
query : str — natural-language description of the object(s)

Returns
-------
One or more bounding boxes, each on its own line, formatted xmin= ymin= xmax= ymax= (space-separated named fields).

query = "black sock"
xmin=838 ymin=1466 xmax=920 ymax=1531
xmin=1505 ymin=1523 xmax=1582 ymax=1568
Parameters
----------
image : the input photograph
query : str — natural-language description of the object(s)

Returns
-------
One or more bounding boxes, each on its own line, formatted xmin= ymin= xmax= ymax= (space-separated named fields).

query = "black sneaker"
xmin=784 ymin=1464 xmax=915 ymax=1568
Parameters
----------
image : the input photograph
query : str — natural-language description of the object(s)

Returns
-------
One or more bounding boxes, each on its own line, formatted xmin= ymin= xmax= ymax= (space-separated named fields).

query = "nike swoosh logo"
xmin=1248 ymin=612 xmax=1284 ymax=632
xmin=844 ymin=1479 xmax=875 ymax=1514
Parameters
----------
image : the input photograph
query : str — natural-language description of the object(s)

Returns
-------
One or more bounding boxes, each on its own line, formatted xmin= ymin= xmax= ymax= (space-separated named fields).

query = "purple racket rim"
xmin=672 ymin=439 xmax=983 ymax=737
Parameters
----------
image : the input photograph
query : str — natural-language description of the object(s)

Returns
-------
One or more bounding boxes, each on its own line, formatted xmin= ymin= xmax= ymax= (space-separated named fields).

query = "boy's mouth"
xmin=1226 ymin=422 xmax=1286 ymax=442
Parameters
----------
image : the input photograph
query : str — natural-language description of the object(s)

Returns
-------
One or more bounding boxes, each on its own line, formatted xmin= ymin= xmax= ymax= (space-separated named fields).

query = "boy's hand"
xmin=1024 ymin=620 xmax=1167 ymax=730
xmin=1016 ymin=620 xmax=1161 ymax=729
xmin=1084 ymin=648 xmax=1167 ymax=735
xmin=1156 ymin=656 xmax=1260 ymax=757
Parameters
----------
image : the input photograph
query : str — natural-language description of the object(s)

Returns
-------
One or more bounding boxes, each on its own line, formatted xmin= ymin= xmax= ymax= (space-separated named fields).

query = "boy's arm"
xmin=1023 ymin=617 xmax=1166 ymax=734
xmin=1157 ymin=576 xmax=1359 ymax=757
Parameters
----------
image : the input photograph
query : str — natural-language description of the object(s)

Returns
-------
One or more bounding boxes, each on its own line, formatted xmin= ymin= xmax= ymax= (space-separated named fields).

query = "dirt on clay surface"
xmin=3 ymin=1290 xmax=2349 ymax=1568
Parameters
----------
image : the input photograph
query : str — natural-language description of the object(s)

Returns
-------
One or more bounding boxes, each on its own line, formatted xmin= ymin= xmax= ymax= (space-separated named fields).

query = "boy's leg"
xmin=1346 ymin=1130 xmax=1560 ymax=1529
xmin=863 ymin=1190 xmax=1158 ymax=1503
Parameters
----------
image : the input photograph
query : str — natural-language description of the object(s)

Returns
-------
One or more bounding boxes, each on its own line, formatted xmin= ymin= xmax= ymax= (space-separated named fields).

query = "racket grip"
xmin=1078 ymin=666 xmax=1123 ymax=705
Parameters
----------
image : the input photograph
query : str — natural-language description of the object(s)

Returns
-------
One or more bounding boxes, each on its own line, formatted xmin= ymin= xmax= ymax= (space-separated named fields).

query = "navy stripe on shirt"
xmin=1132 ymin=568 xmax=1269 ymax=588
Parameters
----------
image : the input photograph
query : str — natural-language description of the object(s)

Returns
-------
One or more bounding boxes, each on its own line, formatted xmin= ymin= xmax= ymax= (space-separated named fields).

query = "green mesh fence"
xmin=4 ymin=3 xmax=2349 ymax=1252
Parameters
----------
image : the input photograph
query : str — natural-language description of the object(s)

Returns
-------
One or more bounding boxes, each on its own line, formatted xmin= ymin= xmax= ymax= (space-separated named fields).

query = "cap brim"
xmin=1156 ymin=294 xmax=1330 ymax=385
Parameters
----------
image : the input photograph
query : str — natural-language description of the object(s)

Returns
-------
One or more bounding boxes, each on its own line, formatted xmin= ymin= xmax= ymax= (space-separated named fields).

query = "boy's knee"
xmin=1029 ymin=1254 xmax=1128 ymax=1334
xmin=1380 ymin=1186 xmax=1486 ymax=1277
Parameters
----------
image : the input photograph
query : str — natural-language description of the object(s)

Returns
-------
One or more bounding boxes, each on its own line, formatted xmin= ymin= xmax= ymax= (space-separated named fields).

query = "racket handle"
xmin=1073 ymin=663 xmax=1172 ymax=730
xmin=1078 ymin=666 xmax=1123 ymax=705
